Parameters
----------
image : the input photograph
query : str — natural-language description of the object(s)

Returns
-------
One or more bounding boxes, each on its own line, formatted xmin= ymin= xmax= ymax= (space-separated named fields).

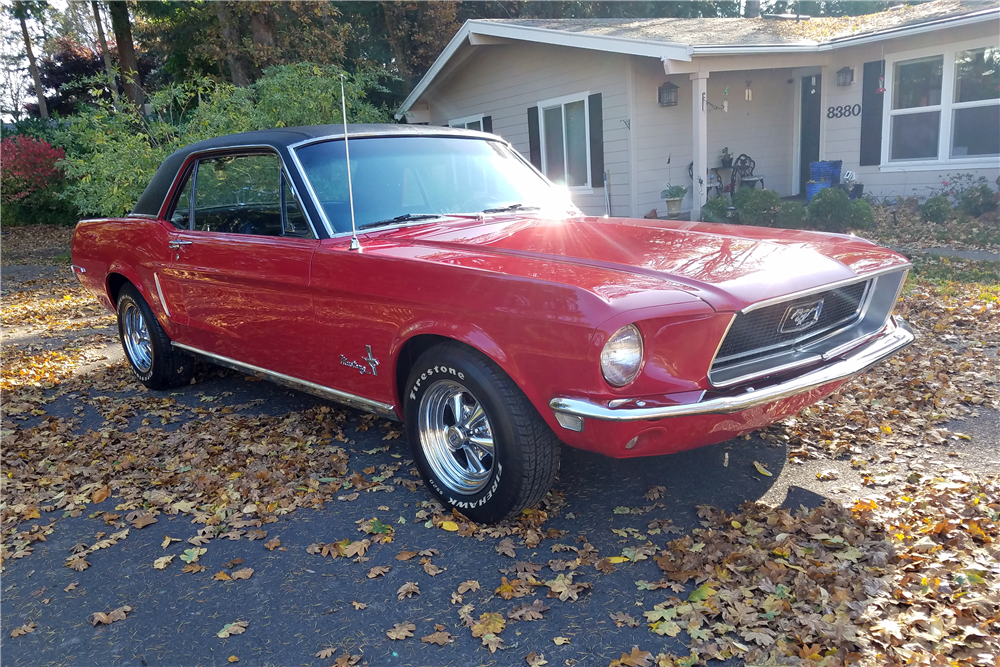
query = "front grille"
xmin=715 ymin=280 xmax=869 ymax=366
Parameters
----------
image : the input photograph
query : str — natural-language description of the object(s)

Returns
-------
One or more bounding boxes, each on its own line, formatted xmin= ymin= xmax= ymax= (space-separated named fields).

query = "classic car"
xmin=71 ymin=124 xmax=914 ymax=523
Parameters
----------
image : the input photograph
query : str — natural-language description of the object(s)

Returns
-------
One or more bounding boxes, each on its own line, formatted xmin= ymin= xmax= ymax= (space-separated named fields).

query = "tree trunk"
xmin=380 ymin=2 xmax=412 ymax=92
xmin=745 ymin=1 xmax=761 ymax=18
xmin=16 ymin=3 xmax=47 ymax=119
xmin=91 ymin=1 xmax=120 ymax=110
xmin=108 ymin=1 xmax=142 ymax=107
xmin=216 ymin=1 xmax=251 ymax=87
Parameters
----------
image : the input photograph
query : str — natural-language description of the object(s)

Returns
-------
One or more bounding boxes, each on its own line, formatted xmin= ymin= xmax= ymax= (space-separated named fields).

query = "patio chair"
xmin=731 ymin=154 xmax=765 ymax=192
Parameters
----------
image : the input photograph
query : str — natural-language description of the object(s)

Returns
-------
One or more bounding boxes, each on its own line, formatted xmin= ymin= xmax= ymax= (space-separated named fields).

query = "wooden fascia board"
xmin=468 ymin=21 xmax=693 ymax=61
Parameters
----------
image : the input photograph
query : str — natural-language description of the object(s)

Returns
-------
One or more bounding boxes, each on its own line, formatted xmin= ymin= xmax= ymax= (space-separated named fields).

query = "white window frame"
xmin=448 ymin=114 xmax=484 ymax=131
xmin=881 ymin=38 xmax=999 ymax=171
xmin=537 ymin=91 xmax=593 ymax=192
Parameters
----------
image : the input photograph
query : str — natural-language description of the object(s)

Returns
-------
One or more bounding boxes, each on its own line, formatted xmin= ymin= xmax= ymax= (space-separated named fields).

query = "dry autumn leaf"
xmin=395 ymin=550 xmax=418 ymax=561
xmin=10 ymin=622 xmax=36 ymax=638
xmin=315 ymin=647 xmax=336 ymax=659
xmin=481 ymin=632 xmax=504 ymax=653
xmin=180 ymin=547 xmax=206 ymax=564
xmin=152 ymin=555 xmax=174 ymax=570
xmin=91 ymin=486 xmax=109 ymax=504
xmin=552 ymin=636 xmax=571 ymax=645
xmin=230 ymin=567 xmax=253 ymax=580
xmin=332 ymin=652 xmax=361 ymax=666
xmin=217 ymin=621 xmax=248 ymax=638
xmin=161 ymin=536 xmax=181 ymax=549
xmin=351 ymin=601 xmax=367 ymax=610
xmin=397 ymin=582 xmax=420 ymax=600
xmin=496 ymin=538 xmax=516 ymax=558
xmin=263 ymin=538 xmax=281 ymax=551
xmin=130 ymin=514 xmax=158 ymax=529
xmin=227 ymin=657 xmax=239 ymax=664
xmin=91 ymin=605 xmax=133 ymax=626
xmin=609 ymin=647 xmax=654 ymax=667
xmin=494 ymin=576 xmax=531 ymax=600
xmin=66 ymin=558 xmax=89 ymax=572
xmin=471 ymin=612 xmax=505 ymax=638
xmin=342 ymin=539 xmax=370 ymax=558
xmin=439 ymin=521 xmax=459 ymax=532
xmin=214 ymin=571 xmax=232 ymax=581
xmin=508 ymin=599 xmax=550 ymax=621
xmin=386 ymin=622 xmax=416 ymax=640
xmin=64 ymin=582 xmax=78 ymax=592
xmin=422 ymin=561 xmax=444 ymax=576
xmin=182 ymin=563 xmax=206 ymax=574
xmin=421 ymin=630 xmax=454 ymax=646
xmin=525 ymin=652 xmax=548 ymax=667
xmin=367 ymin=565 xmax=390 ymax=579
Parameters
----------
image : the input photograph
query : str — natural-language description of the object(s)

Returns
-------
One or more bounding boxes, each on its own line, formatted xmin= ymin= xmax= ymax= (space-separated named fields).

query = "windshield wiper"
xmin=481 ymin=203 xmax=541 ymax=214
xmin=358 ymin=213 xmax=442 ymax=230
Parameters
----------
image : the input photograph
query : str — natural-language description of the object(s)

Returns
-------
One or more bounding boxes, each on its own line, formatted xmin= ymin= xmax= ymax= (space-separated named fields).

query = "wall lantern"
xmin=658 ymin=82 xmax=679 ymax=107
xmin=837 ymin=66 xmax=854 ymax=86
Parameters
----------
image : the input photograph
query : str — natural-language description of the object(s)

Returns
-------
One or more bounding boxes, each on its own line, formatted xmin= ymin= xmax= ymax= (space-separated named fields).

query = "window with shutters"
xmin=884 ymin=42 xmax=999 ymax=165
xmin=537 ymin=93 xmax=592 ymax=189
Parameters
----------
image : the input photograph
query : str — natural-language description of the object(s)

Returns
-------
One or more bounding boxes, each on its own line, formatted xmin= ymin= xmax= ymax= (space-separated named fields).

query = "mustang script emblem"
xmin=778 ymin=299 xmax=824 ymax=334
xmin=341 ymin=345 xmax=380 ymax=376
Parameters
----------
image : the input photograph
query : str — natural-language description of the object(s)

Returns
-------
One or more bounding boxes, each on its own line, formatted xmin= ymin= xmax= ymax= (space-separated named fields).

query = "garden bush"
xmin=57 ymin=64 xmax=391 ymax=218
xmin=850 ymin=198 xmax=875 ymax=230
xmin=700 ymin=197 xmax=729 ymax=223
xmin=958 ymin=182 xmax=997 ymax=218
xmin=921 ymin=195 xmax=952 ymax=224
xmin=777 ymin=201 xmax=808 ymax=229
xmin=807 ymin=187 xmax=855 ymax=233
xmin=732 ymin=187 xmax=780 ymax=226
xmin=0 ymin=136 xmax=78 ymax=226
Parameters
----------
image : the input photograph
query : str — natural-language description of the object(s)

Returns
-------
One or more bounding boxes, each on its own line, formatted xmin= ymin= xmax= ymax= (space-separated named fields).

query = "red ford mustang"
xmin=72 ymin=124 xmax=914 ymax=522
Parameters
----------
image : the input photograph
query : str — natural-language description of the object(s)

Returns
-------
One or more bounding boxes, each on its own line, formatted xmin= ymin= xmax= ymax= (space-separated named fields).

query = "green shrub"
xmin=58 ymin=64 xmax=391 ymax=218
xmin=732 ymin=187 xmax=781 ymax=226
xmin=850 ymin=198 xmax=875 ymax=230
xmin=777 ymin=201 xmax=808 ymax=229
xmin=958 ymin=183 xmax=997 ymax=218
xmin=921 ymin=195 xmax=952 ymax=224
xmin=808 ymin=187 xmax=853 ymax=233
xmin=700 ymin=197 xmax=729 ymax=223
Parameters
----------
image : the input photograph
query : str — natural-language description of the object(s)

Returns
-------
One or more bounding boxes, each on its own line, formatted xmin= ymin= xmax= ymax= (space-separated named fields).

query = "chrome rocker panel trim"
xmin=549 ymin=315 xmax=913 ymax=423
xmin=171 ymin=342 xmax=398 ymax=421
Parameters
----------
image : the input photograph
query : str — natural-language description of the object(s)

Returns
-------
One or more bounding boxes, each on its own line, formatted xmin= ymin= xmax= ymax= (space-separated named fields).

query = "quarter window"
xmin=538 ymin=95 xmax=590 ymax=188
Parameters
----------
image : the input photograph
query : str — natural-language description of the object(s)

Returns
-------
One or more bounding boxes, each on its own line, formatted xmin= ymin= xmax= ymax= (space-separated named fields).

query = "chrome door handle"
xmin=167 ymin=240 xmax=193 ymax=249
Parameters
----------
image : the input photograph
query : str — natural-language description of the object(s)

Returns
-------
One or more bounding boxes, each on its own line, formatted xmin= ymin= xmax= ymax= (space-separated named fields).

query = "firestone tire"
xmin=404 ymin=343 xmax=561 ymax=524
xmin=116 ymin=283 xmax=193 ymax=390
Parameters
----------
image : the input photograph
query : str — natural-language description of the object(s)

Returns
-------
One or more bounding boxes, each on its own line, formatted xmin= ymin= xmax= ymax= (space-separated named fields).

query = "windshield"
xmin=294 ymin=135 xmax=574 ymax=234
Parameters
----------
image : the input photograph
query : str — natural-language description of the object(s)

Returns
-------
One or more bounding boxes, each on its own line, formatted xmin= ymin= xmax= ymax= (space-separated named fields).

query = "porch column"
xmin=690 ymin=72 xmax=709 ymax=221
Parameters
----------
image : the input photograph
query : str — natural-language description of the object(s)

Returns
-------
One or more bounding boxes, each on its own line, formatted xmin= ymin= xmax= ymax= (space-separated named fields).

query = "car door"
xmin=159 ymin=151 xmax=320 ymax=379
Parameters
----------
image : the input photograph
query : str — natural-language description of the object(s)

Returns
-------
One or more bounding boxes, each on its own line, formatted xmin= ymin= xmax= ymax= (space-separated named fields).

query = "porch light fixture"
xmin=744 ymin=80 xmax=753 ymax=101
xmin=837 ymin=66 xmax=854 ymax=86
xmin=658 ymin=82 xmax=679 ymax=107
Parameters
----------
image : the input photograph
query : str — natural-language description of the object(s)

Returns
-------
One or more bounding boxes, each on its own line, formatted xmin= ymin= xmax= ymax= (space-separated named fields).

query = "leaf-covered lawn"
xmin=2 ymin=225 xmax=998 ymax=666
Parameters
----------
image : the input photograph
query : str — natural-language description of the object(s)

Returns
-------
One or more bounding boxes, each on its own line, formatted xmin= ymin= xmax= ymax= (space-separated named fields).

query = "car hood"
xmin=386 ymin=215 xmax=909 ymax=312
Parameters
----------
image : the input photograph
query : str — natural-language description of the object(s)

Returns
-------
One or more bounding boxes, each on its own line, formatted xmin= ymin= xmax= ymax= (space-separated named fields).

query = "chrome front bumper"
xmin=550 ymin=315 xmax=914 ymax=423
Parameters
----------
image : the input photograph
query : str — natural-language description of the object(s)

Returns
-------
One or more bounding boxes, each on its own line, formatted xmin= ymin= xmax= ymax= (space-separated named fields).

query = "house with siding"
xmin=397 ymin=0 xmax=1000 ymax=220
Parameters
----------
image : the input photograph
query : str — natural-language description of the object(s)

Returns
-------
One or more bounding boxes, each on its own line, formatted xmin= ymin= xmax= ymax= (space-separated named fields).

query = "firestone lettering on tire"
xmin=409 ymin=365 xmax=466 ymax=401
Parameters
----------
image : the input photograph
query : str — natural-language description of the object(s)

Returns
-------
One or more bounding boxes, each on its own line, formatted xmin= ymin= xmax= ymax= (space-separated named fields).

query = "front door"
xmin=800 ymin=74 xmax=822 ymax=195
xmin=160 ymin=152 xmax=319 ymax=378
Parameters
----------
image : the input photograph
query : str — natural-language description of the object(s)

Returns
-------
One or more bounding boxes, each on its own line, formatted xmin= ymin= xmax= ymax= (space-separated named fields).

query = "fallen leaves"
xmin=609 ymin=648 xmax=653 ymax=667
xmin=421 ymin=628 xmax=455 ymax=646
xmin=508 ymin=599 xmax=550 ymax=621
xmin=90 ymin=605 xmax=133 ymax=626
xmin=152 ymin=555 xmax=174 ymax=570
xmin=470 ymin=612 xmax=505 ymax=638
xmin=397 ymin=582 xmax=420 ymax=600
xmin=263 ymin=538 xmax=281 ymax=551
xmin=179 ymin=547 xmax=206 ymax=564
xmin=10 ymin=622 xmax=36 ymax=637
xmin=386 ymin=622 xmax=415 ymax=640
xmin=552 ymin=636 xmax=570 ymax=645
xmin=216 ymin=621 xmax=247 ymax=638
xmin=129 ymin=513 xmax=157 ymax=529
xmin=367 ymin=565 xmax=390 ymax=579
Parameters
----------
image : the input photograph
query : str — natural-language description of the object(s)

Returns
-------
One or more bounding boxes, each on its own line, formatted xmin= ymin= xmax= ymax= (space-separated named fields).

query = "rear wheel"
xmin=404 ymin=343 xmax=560 ymax=524
xmin=116 ymin=283 xmax=193 ymax=389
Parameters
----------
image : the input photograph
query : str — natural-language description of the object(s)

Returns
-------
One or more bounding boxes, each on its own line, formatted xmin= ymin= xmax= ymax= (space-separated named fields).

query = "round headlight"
xmin=601 ymin=324 xmax=644 ymax=387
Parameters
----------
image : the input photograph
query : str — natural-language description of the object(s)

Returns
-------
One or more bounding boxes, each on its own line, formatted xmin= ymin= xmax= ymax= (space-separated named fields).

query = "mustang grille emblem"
xmin=778 ymin=299 xmax=824 ymax=334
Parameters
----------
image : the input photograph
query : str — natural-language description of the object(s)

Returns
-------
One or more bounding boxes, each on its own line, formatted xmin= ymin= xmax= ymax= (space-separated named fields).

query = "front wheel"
xmin=116 ymin=283 xmax=193 ymax=389
xmin=404 ymin=343 xmax=560 ymax=524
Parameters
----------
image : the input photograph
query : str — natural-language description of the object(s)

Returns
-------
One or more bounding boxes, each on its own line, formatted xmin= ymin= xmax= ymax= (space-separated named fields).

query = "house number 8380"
xmin=827 ymin=104 xmax=862 ymax=118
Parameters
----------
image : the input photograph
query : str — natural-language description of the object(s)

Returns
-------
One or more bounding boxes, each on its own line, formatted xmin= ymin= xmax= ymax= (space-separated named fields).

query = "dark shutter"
xmin=527 ymin=107 xmax=541 ymax=169
xmin=860 ymin=61 xmax=884 ymax=167
xmin=482 ymin=115 xmax=492 ymax=134
xmin=588 ymin=93 xmax=604 ymax=188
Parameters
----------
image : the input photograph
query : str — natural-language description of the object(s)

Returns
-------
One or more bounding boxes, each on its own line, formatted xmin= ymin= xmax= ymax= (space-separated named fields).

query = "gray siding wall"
xmin=425 ymin=43 xmax=632 ymax=216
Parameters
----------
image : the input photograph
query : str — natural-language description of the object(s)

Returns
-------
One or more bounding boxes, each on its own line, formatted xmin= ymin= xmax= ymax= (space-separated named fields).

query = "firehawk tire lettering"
xmin=404 ymin=344 xmax=559 ymax=524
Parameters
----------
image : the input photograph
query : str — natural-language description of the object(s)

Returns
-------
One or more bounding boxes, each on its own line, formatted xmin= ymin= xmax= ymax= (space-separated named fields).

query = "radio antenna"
xmin=341 ymin=73 xmax=360 ymax=251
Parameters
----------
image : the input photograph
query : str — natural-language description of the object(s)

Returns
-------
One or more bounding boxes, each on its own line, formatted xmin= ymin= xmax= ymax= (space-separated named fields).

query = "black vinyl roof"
xmin=131 ymin=124 xmax=493 ymax=218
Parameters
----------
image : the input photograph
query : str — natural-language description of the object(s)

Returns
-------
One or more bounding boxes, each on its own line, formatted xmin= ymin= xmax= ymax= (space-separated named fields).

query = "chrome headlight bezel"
xmin=600 ymin=324 xmax=644 ymax=387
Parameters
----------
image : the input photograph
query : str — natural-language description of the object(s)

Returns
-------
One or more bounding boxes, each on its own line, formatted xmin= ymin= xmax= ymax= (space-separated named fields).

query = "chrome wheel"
xmin=418 ymin=379 xmax=496 ymax=494
xmin=121 ymin=301 xmax=152 ymax=372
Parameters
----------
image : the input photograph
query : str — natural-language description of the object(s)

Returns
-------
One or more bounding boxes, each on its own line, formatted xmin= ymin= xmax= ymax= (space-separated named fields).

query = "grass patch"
xmin=904 ymin=251 xmax=999 ymax=289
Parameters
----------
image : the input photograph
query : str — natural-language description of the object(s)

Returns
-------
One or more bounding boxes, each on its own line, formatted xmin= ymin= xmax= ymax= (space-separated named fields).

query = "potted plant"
xmin=660 ymin=184 xmax=687 ymax=216
xmin=720 ymin=147 xmax=733 ymax=169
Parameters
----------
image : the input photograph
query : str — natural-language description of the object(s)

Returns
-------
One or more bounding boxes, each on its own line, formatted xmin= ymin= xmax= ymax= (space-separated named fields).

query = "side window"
xmin=281 ymin=174 xmax=313 ymax=238
xmin=170 ymin=172 xmax=194 ymax=228
xmin=192 ymin=154 xmax=282 ymax=235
